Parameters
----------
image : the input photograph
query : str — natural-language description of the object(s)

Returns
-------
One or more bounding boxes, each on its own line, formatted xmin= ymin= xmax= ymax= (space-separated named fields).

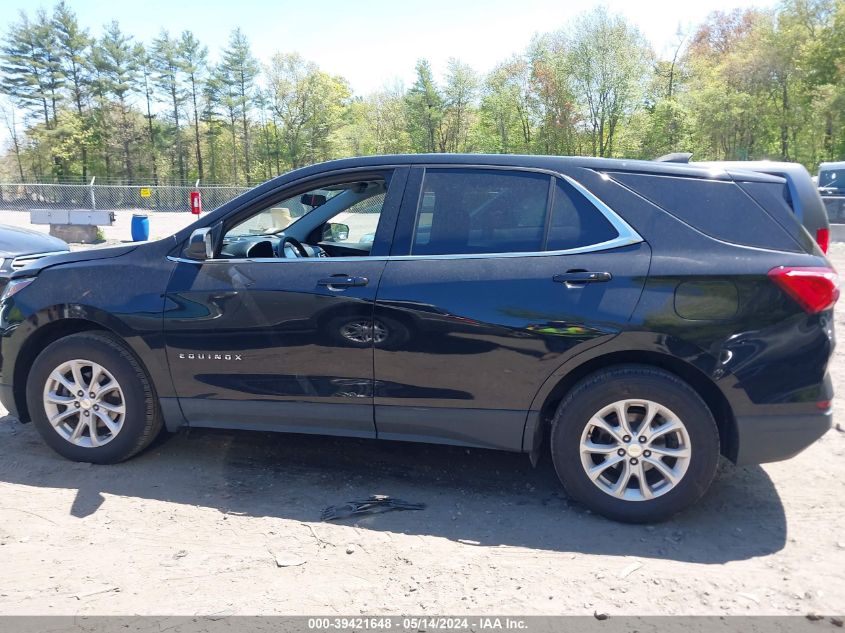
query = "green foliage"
xmin=1 ymin=1 xmax=843 ymax=185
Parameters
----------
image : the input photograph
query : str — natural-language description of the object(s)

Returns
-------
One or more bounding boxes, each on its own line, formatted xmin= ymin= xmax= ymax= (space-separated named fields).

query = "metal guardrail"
xmin=0 ymin=183 xmax=251 ymax=213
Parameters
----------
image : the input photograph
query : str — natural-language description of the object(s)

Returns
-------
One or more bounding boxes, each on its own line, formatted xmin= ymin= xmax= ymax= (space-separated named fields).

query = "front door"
xmin=163 ymin=168 xmax=407 ymax=437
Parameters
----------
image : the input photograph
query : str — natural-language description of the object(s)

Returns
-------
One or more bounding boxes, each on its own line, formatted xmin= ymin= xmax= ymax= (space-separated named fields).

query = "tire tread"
xmin=28 ymin=331 xmax=162 ymax=463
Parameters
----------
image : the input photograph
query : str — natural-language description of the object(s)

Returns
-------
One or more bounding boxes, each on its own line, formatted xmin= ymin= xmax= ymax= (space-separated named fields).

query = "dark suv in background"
xmin=0 ymin=155 xmax=836 ymax=523
xmin=819 ymin=161 xmax=845 ymax=223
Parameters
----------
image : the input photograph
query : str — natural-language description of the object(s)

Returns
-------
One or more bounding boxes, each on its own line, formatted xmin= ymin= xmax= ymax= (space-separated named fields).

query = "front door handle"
xmin=317 ymin=275 xmax=369 ymax=290
xmin=553 ymin=271 xmax=613 ymax=285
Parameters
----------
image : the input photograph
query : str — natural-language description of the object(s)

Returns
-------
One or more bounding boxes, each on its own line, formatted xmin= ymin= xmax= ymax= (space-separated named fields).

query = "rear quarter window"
xmin=736 ymin=180 xmax=817 ymax=254
xmin=609 ymin=172 xmax=801 ymax=252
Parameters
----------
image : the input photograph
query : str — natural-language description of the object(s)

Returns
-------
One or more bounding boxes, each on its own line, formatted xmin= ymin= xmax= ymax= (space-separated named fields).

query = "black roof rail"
xmin=654 ymin=152 xmax=693 ymax=163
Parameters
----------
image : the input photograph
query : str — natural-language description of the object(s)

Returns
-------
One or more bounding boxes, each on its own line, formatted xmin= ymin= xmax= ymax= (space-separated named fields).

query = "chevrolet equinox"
xmin=0 ymin=155 xmax=836 ymax=522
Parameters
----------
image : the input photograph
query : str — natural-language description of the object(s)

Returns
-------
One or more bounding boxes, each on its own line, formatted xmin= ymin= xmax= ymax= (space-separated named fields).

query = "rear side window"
xmin=412 ymin=169 xmax=550 ymax=255
xmin=547 ymin=178 xmax=618 ymax=251
xmin=609 ymin=172 xmax=800 ymax=252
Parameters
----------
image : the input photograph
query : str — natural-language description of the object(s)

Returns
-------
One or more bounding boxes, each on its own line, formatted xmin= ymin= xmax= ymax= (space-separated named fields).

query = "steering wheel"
xmin=278 ymin=236 xmax=309 ymax=259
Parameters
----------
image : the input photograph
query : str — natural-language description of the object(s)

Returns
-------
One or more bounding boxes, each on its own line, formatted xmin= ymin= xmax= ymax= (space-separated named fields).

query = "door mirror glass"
xmin=322 ymin=222 xmax=350 ymax=242
xmin=186 ymin=227 xmax=214 ymax=260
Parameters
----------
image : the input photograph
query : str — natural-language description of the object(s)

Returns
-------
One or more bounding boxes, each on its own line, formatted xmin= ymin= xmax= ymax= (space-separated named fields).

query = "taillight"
xmin=816 ymin=228 xmax=830 ymax=253
xmin=768 ymin=266 xmax=839 ymax=313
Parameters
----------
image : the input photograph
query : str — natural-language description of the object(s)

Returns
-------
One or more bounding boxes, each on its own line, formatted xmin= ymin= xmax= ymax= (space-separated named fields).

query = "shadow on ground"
xmin=0 ymin=416 xmax=786 ymax=564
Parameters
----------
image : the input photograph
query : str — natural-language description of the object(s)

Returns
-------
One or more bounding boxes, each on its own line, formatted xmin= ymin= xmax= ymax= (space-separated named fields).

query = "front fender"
xmin=4 ymin=302 xmax=173 ymax=397
xmin=0 ymin=246 xmax=177 ymax=420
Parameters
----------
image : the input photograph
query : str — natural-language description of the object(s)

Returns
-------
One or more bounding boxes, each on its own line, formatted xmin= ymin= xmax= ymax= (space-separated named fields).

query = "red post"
xmin=190 ymin=190 xmax=202 ymax=215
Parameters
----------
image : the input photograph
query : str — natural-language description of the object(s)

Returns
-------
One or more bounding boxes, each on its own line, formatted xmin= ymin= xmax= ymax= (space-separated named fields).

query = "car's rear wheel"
xmin=550 ymin=365 xmax=719 ymax=523
xmin=27 ymin=331 xmax=162 ymax=464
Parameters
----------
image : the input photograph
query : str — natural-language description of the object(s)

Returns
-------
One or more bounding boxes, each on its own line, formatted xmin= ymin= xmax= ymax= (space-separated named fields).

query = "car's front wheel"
xmin=550 ymin=365 xmax=720 ymax=523
xmin=27 ymin=331 xmax=162 ymax=464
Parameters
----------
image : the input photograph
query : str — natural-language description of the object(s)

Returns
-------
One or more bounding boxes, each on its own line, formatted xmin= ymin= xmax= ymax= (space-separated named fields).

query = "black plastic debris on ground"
xmin=321 ymin=495 xmax=426 ymax=521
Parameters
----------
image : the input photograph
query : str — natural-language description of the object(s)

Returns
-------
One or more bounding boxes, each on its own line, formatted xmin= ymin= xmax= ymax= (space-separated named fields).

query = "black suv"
xmin=0 ymin=155 xmax=836 ymax=522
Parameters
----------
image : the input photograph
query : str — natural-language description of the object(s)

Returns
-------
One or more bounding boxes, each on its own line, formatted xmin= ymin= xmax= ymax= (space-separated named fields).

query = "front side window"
xmin=221 ymin=179 xmax=388 ymax=258
xmin=227 ymin=188 xmax=343 ymax=237
xmin=411 ymin=169 xmax=551 ymax=255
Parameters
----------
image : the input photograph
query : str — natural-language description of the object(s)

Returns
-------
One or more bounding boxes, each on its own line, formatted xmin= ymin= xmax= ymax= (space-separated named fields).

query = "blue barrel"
xmin=131 ymin=214 xmax=150 ymax=241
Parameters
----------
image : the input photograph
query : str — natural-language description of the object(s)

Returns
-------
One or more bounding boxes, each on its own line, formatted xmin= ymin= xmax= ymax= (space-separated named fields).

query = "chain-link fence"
xmin=0 ymin=183 xmax=252 ymax=213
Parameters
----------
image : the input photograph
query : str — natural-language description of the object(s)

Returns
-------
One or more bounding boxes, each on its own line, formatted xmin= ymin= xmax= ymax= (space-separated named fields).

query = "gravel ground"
xmin=0 ymin=217 xmax=842 ymax=616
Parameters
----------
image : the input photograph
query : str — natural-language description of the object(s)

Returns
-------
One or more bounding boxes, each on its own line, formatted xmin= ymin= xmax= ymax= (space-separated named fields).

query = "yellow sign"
xmin=139 ymin=187 xmax=152 ymax=198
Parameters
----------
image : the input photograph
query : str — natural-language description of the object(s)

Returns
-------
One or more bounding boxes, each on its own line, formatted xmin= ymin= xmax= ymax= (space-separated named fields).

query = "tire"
xmin=550 ymin=365 xmax=719 ymax=523
xmin=26 ymin=331 xmax=162 ymax=464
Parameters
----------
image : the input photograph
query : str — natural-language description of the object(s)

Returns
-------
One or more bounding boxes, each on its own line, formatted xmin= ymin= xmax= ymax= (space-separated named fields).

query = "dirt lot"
xmin=0 ymin=227 xmax=842 ymax=616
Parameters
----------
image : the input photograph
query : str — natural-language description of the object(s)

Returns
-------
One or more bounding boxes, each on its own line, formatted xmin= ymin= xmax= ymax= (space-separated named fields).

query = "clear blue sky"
xmin=4 ymin=0 xmax=779 ymax=94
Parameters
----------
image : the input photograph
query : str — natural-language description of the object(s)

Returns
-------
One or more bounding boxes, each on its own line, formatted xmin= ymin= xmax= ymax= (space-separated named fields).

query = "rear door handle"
xmin=553 ymin=271 xmax=613 ymax=284
xmin=317 ymin=275 xmax=369 ymax=290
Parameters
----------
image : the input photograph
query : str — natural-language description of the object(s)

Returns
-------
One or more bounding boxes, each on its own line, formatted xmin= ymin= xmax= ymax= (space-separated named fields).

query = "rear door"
xmin=372 ymin=166 xmax=651 ymax=450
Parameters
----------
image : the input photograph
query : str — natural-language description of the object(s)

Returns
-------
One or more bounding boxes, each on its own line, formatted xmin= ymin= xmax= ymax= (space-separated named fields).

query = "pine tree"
xmin=92 ymin=21 xmax=139 ymax=181
xmin=220 ymin=28 xmax=259 ymax=184
xmin=179 ymin=30 xmax=207 ymax=181
xmin=53 ymin=0 xmax=93 ymax=180
xmin=405 ymin=59 xmax=444 ymax=152
xmin=151 ymin=30 xmax=186 ymax=181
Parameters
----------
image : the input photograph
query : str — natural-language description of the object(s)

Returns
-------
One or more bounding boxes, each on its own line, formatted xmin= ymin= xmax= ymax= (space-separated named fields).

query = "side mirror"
xmin=186 ymin=227 xmax=215 ymax=260
xmin=322 ymin=222 xmax=349 ymax=242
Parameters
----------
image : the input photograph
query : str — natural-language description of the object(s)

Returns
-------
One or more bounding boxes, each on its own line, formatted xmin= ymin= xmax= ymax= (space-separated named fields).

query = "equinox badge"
xmin=178 ymin=353 xmax=242 ymax=361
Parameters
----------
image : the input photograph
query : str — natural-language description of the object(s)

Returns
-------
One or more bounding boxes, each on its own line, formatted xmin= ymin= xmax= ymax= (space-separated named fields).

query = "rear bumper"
xmin=733 ymin=410 xmax=832 ymax=465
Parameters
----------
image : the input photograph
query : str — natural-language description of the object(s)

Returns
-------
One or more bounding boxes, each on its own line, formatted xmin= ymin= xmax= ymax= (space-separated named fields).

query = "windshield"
xmin=227 ymin=188 xmax=344 ymax=237
xmin=819 ymin=169 xmax=845 ymax=192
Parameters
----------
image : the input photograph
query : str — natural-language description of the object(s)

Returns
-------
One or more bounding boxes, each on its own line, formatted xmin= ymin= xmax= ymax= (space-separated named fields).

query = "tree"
xmin=1 ymin=9 xmax=65 ymax=176
xmin=1 ymin=0 xmax=843 ymax=184
xmin=151 ymin=30 xmax=186 ymax=181
xmin=53 ymin=0 xmax=93 ymax=179
xmin=405 ymin=59 xmax=444 ymax=152
xmin=266 ymin=52 xmax=351 ymax=168
xmin=135 ymin=43 xmax=160 ymax=182
xmin=807 ymin=0 xmax=845 ymax=159
xmin=179 ymin=30 xmax=207 ymax=180
xmin=367 ymin=83 xmax=410 ymax=154
xmin=200 ymin=68 xmax=225 ymax=181
xmin=528 ymin=34 xmax=578 ymax=155
xmin=442 ymin=59 xmax=478 ymax=152
xmin=1 ymin=99 xmax=25 ymax=179
xmin=92 ymin=21 xmax=138 ymax=180
xmin=480 ymin=55 xmax=535 ymax=153
xmin=220 ymin=28 xmax=259 ymax=183
xmin=568 ymin=8 xmax=652 ymax=157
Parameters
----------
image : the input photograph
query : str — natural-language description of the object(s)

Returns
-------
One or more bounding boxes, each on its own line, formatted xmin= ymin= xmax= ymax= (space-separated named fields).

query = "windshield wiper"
xmin=821 ymin=174 xmax=845 ymax=190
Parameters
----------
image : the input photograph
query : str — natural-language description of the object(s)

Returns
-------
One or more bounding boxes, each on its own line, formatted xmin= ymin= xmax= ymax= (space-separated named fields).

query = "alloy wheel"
xmin=579 ymin=399 xmax=692 ymax=501
xmin=42 ymin=359 xmax=126 ymax=448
